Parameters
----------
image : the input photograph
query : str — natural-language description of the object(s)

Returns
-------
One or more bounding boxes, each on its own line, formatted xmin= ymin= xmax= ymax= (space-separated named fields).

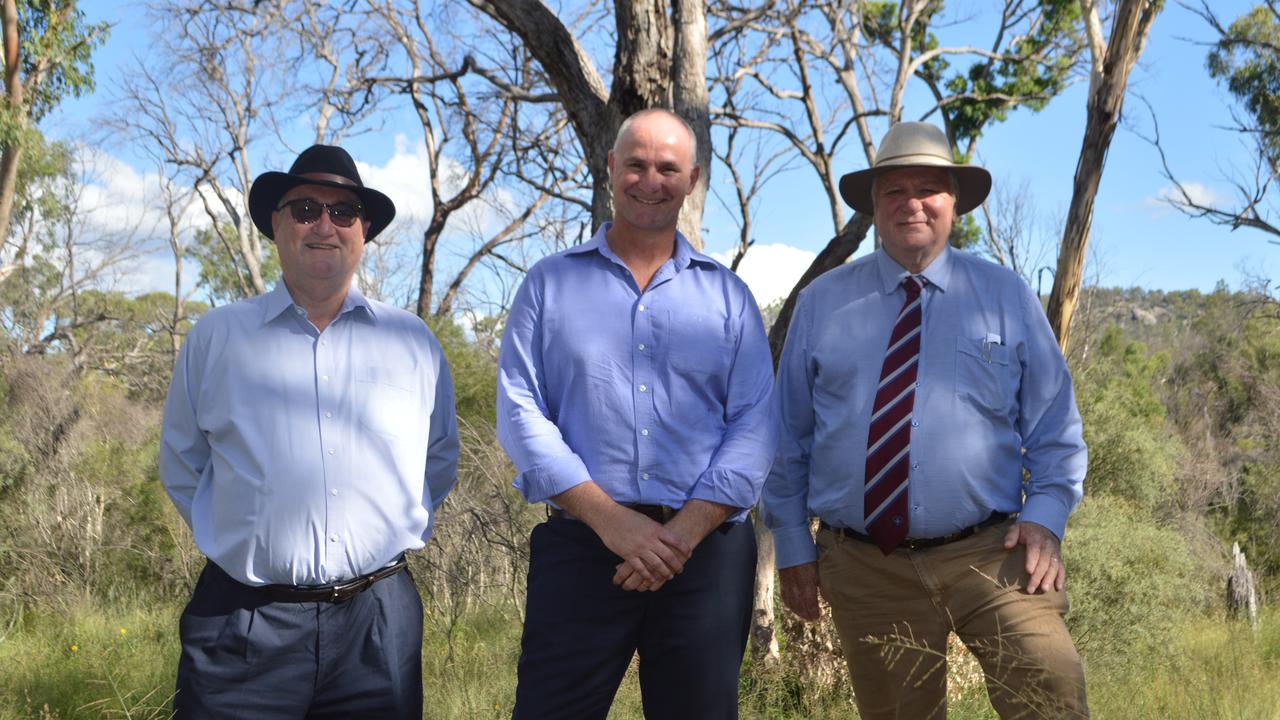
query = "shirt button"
xmin=638 ymin=304 xmax=646 ymax=312
xmin=324 ymin=411 xmax=333 ymax=418
xmin=321 ymin=339 xmax=328 ymax=346
xmin=642 ymin=472 xmax=650 ymax=480
xmin=640 ymin=429 xmax=650 ymax=437
xmin=331 ymin=489 xmax=339 ymax=496
xmin=638 ymin=343 xmax=646 ymax=350
xmin=327 ymin=448 xmax=336 ymax=455
xmin=638 ymin=384 xmax=648 ymax=392
xmin=912 ymin=462 xmax=920 ymax=470
xmin=321 ymin=375 xmax=329 ymax=382
xmin=911 ymin=420 xmax=919 ymax=428
xmin=329 ymin=535 xmax=338 ymax=543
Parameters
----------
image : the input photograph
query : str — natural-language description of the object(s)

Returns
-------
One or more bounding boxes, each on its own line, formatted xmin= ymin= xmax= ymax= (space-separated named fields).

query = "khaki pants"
xmin=817 ymin=520 xmax=1089 ymax=720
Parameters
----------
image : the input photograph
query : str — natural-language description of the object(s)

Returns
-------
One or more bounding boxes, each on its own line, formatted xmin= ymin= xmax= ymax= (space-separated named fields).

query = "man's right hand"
xmin=779 ymin=562 xmax=822 ymax=622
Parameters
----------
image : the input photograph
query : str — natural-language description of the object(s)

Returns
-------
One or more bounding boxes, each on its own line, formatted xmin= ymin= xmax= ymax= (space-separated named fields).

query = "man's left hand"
xmin=1002 ymin=521 xmax=1065 ymax=594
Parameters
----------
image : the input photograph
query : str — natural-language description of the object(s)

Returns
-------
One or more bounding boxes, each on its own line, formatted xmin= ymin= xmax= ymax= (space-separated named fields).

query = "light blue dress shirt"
xmin=763 ymin=246 xmax=1087 ymax=569
xmin=497 ymin=225 xmax=776 ymax=519
xmin=160 ymin=283 xmax=460 ymax=587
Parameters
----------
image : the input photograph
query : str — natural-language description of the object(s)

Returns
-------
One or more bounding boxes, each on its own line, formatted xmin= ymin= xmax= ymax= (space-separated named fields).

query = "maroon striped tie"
xmin=864 ymin=276 xmax=925 ymax=554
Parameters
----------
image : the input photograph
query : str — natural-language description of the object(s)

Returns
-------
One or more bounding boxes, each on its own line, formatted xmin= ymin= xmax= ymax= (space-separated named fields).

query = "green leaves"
xmin=1207 ymin=4 xmax=1280 ymax=165
xmin=8 ymin=0 xmax=110 ymax=124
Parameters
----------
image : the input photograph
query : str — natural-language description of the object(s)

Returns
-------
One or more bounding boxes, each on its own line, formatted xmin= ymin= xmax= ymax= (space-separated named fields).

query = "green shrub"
xmin=1076 ymin=325 xmax=1183 ymax=511
xmin=1065 ymin=496 xmax=1212 ymax=665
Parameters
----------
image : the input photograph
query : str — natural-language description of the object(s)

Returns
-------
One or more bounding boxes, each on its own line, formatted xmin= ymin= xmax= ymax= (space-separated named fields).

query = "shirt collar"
xmin=875 ymin=244 xmax=952 ymax=294
xmin=261 ymin=281 xmax=377 ymax=325
xmin=567 ymin=222 xmax=718 ymax=274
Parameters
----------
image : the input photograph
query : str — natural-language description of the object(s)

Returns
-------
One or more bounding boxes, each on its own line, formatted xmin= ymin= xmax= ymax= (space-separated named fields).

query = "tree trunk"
xmin=1227 ymin=542 xmax=1259 ymax=633
xmin=671 ymin=0 xmax=709 ymax=248
xmin=1045 ymin=0 xmax=1160 ymax=351
xmin=767 ymin=213 xmax=874 ymax=360
xmin=750 ymin=510 xmax=780 ymax=661
xmin=0 ymin=0 xmax=25 ymax=250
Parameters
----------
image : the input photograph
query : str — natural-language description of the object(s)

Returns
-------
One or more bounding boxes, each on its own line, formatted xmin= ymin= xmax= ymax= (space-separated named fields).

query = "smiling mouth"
xmin=305 ymin=242 xmax=339 ymax=250
xmin=631 ymin=196 xmax=667 ymax=206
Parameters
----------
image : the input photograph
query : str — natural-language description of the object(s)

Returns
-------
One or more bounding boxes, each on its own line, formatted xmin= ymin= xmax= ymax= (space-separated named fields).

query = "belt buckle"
xmin=329 ymin=577 xmax=363 ymax=603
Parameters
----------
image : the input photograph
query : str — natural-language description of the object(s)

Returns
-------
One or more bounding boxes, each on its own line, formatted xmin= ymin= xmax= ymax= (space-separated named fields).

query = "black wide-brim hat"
xmin=248 ymin=144 xmax=396 ymax=242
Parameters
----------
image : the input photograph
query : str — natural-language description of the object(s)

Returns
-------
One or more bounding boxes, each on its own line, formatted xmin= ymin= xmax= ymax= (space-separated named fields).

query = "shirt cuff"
xmin=1020 ymin=492 xmax=1071 ymax=540
xmin=688 ymin=467 xmax=759 ymax=513
xmin=772 ymin=524 xmax=818 ymax=569
xmin=512 ymin=453 xmax=592 ymax=504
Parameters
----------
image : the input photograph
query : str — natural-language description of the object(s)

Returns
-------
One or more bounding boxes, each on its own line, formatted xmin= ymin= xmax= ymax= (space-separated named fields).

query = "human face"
xmin=873 ymin=167 xmax=955 ymax=273
xmin=271 ymin=183 xmax=366 ymax=297
xmin=607 ymin=113 xmax=700 ymax=236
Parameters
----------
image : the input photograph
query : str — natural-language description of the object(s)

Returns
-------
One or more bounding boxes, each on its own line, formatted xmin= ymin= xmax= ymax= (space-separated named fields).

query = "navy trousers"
xmin=512 ymin=516 xmax=757 ymax=720
xmin=174 ymin=561 xmax=423 ymax=719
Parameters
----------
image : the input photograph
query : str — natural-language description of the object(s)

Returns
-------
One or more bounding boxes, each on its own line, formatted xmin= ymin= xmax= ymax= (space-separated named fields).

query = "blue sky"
xmin=49 ymin=1 xmax=1280 ymax=304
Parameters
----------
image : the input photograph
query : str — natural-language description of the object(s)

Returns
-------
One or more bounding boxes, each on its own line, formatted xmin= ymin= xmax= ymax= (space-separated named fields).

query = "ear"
xmin=687 ymin=164 xmax=701 ymax=195
xmin=270 ymin=208 xmax=283 ymax=240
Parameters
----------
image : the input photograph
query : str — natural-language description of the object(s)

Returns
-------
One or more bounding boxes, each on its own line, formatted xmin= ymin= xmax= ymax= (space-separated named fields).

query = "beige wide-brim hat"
xmin=838 ymin=122 xmax=991 ymax=215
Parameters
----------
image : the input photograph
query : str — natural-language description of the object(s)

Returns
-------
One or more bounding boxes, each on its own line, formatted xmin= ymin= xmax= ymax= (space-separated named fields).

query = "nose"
xmin=636 ymin=167 xmax=663 ymax=191
xmin=310 ymin=207 xmax=338 ymax=235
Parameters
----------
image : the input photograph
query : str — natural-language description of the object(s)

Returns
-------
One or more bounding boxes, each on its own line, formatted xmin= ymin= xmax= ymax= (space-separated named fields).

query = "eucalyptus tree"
xmin=0 ymin=0 xmax=106 ymax=283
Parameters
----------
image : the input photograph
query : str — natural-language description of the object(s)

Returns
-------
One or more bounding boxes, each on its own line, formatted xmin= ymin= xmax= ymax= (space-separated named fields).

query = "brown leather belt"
xmin=819 ymin=511 xmax=1010 ymax=551
xmin=549 ymin=503 xmax=678 ymax=524
xmin=259 ymin=557 xmax=407 ymax=603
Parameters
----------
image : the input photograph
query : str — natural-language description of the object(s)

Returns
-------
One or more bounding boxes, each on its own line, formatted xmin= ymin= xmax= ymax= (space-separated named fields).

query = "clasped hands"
xmin=598 ymin=507 xmax=694 ymax=592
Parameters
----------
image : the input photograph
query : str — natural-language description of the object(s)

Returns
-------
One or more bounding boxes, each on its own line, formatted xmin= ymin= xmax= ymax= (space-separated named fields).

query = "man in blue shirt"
xmin=160 ymin=145 xmax=459 ymax=718
xmin=764 ymin=122 xmax=1089 ymax=719
xmin=497 ymin=109 xmax=776 ymax=719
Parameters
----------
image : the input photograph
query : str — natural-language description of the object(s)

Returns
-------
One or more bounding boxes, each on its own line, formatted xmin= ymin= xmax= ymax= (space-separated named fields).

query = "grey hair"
xmin=870 ymin=170 xmax=959 ymax=211
xmin=612 ymin=108 xmax=699 ymax=167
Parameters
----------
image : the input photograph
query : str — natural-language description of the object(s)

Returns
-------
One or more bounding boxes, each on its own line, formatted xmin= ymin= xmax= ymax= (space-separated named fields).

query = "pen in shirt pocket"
xmin=981 ymin=332 xmax=1002 ymax=363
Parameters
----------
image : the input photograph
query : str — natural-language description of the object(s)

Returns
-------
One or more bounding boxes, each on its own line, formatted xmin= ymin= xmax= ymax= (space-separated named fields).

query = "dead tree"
xmin=1045 ymin=0 xmax=1162 ymax=352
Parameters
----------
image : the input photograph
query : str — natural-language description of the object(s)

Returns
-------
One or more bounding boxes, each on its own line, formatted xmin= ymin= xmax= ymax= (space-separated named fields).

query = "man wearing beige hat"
xmin=762 ymin=122 xmax=1089 ymax=719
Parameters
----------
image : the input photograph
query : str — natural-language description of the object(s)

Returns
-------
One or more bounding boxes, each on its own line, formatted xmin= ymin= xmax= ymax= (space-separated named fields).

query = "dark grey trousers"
xmin=174 ymin=561 xmax=423 ymax=719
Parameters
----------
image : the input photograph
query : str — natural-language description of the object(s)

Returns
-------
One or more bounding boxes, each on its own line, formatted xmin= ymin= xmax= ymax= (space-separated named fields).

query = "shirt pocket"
xmin=664 ymin=312 xmax=734 ymax=425
xmin=355 ymin=366 xmax=419 ymax=439
xmin=954 ymin=336 xmax=1017 ymax=417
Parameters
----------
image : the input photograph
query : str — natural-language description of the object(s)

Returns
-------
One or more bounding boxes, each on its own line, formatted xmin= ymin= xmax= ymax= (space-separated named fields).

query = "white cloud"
xmin=710 ymin=242 xmax=816 ymax=306
xmin=356 ymin=134 xmax=434 ymax=226
xmin=1147 ymin=181 xmax=1233 ymax=212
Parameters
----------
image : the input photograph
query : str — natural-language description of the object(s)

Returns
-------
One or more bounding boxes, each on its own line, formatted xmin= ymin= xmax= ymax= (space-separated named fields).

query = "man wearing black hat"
xmin=763 ymin=122 xmax=1089 ymax=718
xmin=160 ymin=145 xmax=459 ymax=718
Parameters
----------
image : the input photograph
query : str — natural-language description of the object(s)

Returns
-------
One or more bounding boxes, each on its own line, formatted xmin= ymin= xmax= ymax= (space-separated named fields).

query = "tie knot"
xmin=902 ymin=275 xmax=925 ymax=298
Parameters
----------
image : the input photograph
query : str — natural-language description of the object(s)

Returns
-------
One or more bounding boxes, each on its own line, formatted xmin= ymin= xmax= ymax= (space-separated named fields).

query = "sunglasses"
xmin=276 ymin=198 xmax=364 ymax=228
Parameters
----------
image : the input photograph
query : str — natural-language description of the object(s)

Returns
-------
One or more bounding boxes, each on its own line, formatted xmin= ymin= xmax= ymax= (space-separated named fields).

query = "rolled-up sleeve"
xmin=762 ymin=292 xmax=819 ymax=569
xmin=688 ymin=289 xmax=777 ymax=512
xmin=497 ymin=268 xmax=593 ymax=503
xmin=159 ymin=328 xmax=209 ymax=528
xmin=1015 ymin=282 xmax=1087 ymax=540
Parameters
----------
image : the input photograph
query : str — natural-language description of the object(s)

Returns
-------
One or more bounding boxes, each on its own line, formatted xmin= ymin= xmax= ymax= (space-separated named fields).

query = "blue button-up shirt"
xmin=763 ymin=246 xmax=1086 ymax=568
xmin=160 ymin=283 xmax=459 ymax=586
xmin=497 ymin=225 xmax=776 ymax=518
